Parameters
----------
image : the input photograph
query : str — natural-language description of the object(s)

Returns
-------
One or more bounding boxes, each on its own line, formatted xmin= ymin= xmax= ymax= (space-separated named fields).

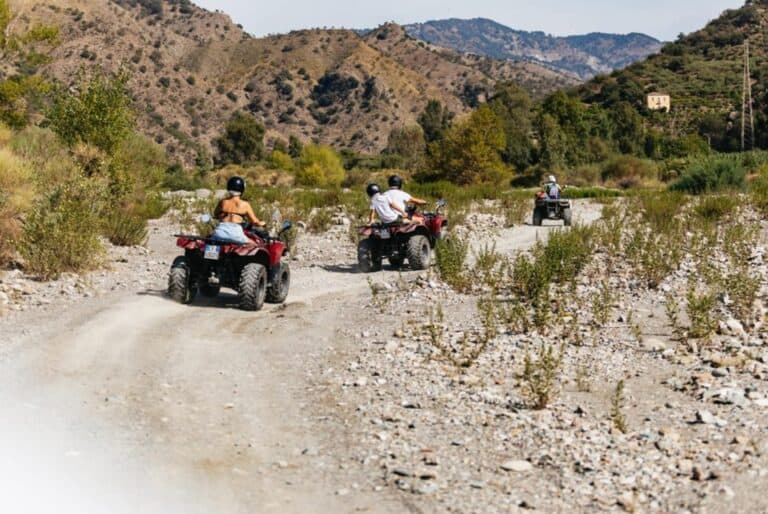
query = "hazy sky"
xmin=194 ymin=0 xmax=742 ymax=41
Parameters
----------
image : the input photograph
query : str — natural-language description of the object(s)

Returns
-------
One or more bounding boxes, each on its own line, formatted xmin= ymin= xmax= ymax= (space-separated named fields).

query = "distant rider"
xmin=385 ymin=175 xmax=427 ymax=219
xmin=211 ymin=176 xmax=266 ymax=243
xmin=367 ymin=183 xmax=406 ymax=225
xmin=544 ymin=175 xmax=561 ymax=199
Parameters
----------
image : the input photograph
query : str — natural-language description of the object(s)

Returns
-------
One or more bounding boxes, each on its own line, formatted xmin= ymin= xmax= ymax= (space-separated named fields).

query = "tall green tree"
xmin=48 ymin=68 xmax=134 ymax=155
xmin=418 ymin=100 xmax=453 ymax=145
xmin=214 ymin=112 xmax=265 ymax=165
xmin=430 ymin=105 xmax=509 ymax=185
xmin=385 ymin=125 xmax=426 ymax=170
xmin=488 ymin=83 xmax=534 ymax=170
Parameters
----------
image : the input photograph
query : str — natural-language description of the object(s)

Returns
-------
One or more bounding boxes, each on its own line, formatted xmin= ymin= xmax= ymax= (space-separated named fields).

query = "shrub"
xmin=671 ymin=156 xmax=746 ymax=194
xmin=0 ymin=147 xmax=32 ymax=265
xmin=694 ymin=194 xmax=738 ymax=221
xmin=103 ymin=210 xmax=147 ymax=246
xmin=600 ymin=156 xmax=658 ymax=188
xmin=521 ymin=342 xmax=563 ymax=409
xmin=215 ymin=112 xmax=265 ymax=165
xmin=686 ymin=286 xmax=718 ymax=339
xmin=20 ymin=176 xmax=105 ymax=278
xmin=435 ymin=236 xmax=469 ymax=291
xmin=308 ymin=208 xmax=332 ymax=233
xmin=295 ymin=145 xmax=345 ymax=187
xmin=47 ymin=68 xmax=134 ymax=154
xmin=270 ymin=149 xmax=294 ymax=171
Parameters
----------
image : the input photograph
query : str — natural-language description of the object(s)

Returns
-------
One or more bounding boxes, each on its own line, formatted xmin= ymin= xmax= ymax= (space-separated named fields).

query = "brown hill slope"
xmin=5 ymin=1 xmax=577 ymax=163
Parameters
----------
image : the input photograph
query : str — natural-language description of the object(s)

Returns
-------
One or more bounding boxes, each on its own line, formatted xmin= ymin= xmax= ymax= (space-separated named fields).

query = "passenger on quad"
xmin=385 ymin=175 xmax=426 ymax=220
xmin=544 ymin=175 xmax=561 ymax=199
xmin=211 ymin=176 xmax=266 ymax=243
xmin=367 ymin=183 xmax=407 ymax=225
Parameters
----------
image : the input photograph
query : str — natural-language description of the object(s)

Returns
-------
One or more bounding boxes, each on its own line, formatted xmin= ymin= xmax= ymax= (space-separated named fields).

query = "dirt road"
xmin=0 ymin=202 xmax=600 ymax=513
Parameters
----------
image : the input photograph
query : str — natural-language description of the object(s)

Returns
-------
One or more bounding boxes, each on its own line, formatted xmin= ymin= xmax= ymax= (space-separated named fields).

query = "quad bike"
xmin=169 ymin=219 xmax=293 ymax=311
xmin=357 ymin=200 xmax=447 ymax=272
xmin=533 ymin=191 xmax=572 ymax=226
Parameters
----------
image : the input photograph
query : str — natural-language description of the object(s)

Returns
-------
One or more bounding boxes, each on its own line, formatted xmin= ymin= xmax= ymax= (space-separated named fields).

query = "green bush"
xmin=295 ymin=145 xmax=345 ymax=187
xmin=671 ymin=156 xmax=746 ymax=194
xmin=637 ymin=191 xmax=686 ymax=233
xmin=600 ymin=156 xmax=658 ymax=189
xmin=103 ymin=210 xmax=147 ymax=246
xmin=694 ymin=194 xmax=738 ymax=221
xmin=47 ymin=68 xmax=134 ymax=155
xmin=435 ymin=236 xmax=469 ymax=291
xmin=20 ymin=177 xmax=105 ymax=278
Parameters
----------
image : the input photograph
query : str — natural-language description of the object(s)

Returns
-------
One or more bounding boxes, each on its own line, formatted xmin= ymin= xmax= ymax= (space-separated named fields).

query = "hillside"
xmin=2 ymin=1 xmax=577 ymax=165
xmin=576 ymin=0 xmax=767 ymax=151
xmin=403 ymin=18 xmax=663 ymax=80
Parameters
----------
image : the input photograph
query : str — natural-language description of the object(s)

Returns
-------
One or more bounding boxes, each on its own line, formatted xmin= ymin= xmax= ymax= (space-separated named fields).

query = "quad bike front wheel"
xmin=168 ymin=256 xmax=195 ymax=304
xmin=407 ymin=235 xmax=431 ymax=270
xmin=266 ymin=262 xmax=291 ymax=304
xmin=239 ymin=262 xmax=267 ymax=311
xmin=532 ymin=207 xmax=544 ymax=226
xmin=357 ymin=238 xmax=382 ymax=273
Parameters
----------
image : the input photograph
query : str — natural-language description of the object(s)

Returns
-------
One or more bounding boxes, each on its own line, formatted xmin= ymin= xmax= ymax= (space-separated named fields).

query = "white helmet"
xmin=548 ymin=175 xmax=557 ymax=183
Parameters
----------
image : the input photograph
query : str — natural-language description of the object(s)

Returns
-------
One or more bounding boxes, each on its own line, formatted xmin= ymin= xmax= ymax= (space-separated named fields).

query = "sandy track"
xmin=0 ymin=201 xmax=600 ymax=513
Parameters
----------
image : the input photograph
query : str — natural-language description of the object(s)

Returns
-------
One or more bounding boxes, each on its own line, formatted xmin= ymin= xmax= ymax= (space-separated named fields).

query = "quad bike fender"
xmin=267 ymin=240 xmax=287 ymax=267
xmin=358 ymin=226 xmax=374 ymax=238
xmin=177 ymin=237 xmax=203 ymax=250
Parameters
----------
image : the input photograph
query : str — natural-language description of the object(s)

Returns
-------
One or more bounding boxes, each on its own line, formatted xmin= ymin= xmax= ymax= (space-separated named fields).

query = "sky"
xmin=194 ymin=0 xmax=742 ymax=41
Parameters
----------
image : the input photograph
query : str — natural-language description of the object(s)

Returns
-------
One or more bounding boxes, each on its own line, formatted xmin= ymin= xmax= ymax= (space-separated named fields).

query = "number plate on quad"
xmin=204 ymin=244 xmax=221 ymax=260
xmin=379 ymin=228 xmax=391 ymax=240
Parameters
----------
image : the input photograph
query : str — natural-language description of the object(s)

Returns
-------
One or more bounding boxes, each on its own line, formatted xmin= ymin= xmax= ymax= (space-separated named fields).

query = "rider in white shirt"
xmin=367 ymin=183 xmax=405 ymax=224
xmin=385 ymin=175 xmax=427 ymax=215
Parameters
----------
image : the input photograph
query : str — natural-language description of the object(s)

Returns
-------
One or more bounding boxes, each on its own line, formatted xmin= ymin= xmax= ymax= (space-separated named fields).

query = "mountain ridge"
xmin=403 ymin=17 xmax=664 ymax=79
xmin=2 ymin=1 xmax=577 ymax=164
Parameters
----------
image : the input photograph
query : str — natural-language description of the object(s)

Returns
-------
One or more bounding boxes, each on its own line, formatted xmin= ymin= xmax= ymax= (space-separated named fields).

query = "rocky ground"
xmin=2 ymin=197 xmax=768 ymax=513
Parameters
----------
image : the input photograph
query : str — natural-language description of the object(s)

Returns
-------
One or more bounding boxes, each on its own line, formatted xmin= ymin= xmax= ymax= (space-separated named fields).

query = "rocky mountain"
xmin=2 ymin=1 xmax=577 ymax=165
xmin=404 ymin=18 xmax=664 ymax=80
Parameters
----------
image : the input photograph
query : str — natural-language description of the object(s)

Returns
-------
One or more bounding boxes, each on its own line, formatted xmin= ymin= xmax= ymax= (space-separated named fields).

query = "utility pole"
xmin=742 ymin=40 xmax=755 ymax=151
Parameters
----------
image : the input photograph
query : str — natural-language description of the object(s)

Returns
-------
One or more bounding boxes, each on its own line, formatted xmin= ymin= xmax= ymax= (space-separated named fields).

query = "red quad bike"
xmin=169 ymin=220 xmax=293 ymax=311
xmin=357 ymin=200 xmax=447 ymax=272
xmin=533 ymin=191 xmax=572 ymax=227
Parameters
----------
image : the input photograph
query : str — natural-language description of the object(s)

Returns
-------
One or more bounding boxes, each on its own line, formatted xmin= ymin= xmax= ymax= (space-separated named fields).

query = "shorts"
xmin=210 ymin=222 xmax=249 ymax=244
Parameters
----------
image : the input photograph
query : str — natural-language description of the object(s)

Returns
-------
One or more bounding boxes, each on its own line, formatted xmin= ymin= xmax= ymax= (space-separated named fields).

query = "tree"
xmin=214 ymin=112 xmax=265 ymax=165
xmin=610 ymin=101 xmax=644 ymax=155
xmin=489 ymin=83 xmax=534 ymax=170
xmin=429 ymin=105 xmax=509 ymax=185
xmin=48 ymin=68 xmax=134 ymax=155
xmin=538 ymin=114 xmax=568 ymax=171
xmin=295 ymin=145 xmax=345 ymax=187
xmin=385 ymin=125 xmax=425 ymax=170
xmin=288 ymin=134 xmax=303 ymax=158
xmin=418 ymin=100 xmax=453 ymax=145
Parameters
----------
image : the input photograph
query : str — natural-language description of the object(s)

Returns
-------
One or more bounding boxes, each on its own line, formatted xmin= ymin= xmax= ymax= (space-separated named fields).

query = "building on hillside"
xmin=646 ymin=92 xmax=671 ymax=113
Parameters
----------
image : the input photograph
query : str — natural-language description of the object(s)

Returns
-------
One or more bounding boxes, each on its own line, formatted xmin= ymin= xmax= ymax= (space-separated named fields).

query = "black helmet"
xmin=388 ymin=174 xmax=403 ymax=189
xmin=366 ymin=183 xmax=381 ymax=197
xmin=227 ymin=176 xmax=246 ymax=195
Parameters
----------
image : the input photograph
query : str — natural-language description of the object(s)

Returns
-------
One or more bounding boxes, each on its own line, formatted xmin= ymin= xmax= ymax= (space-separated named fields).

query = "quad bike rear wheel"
xmin=407 ymin=235 xmax=431 ymax=270
xmin=266 ymin=262 xmax=291 ymax=304
xmin=168 ymin=256 xmax=195 ymax=304
xmin=357 ymin=238 xmax=382 ymax=272
xmin=563 ymin=207 xmax=573 ymax=227
xmin=532 ymin=207 xmax=544 ymax=226
xmin=239 ymin=262 xmax=267 ymax=311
